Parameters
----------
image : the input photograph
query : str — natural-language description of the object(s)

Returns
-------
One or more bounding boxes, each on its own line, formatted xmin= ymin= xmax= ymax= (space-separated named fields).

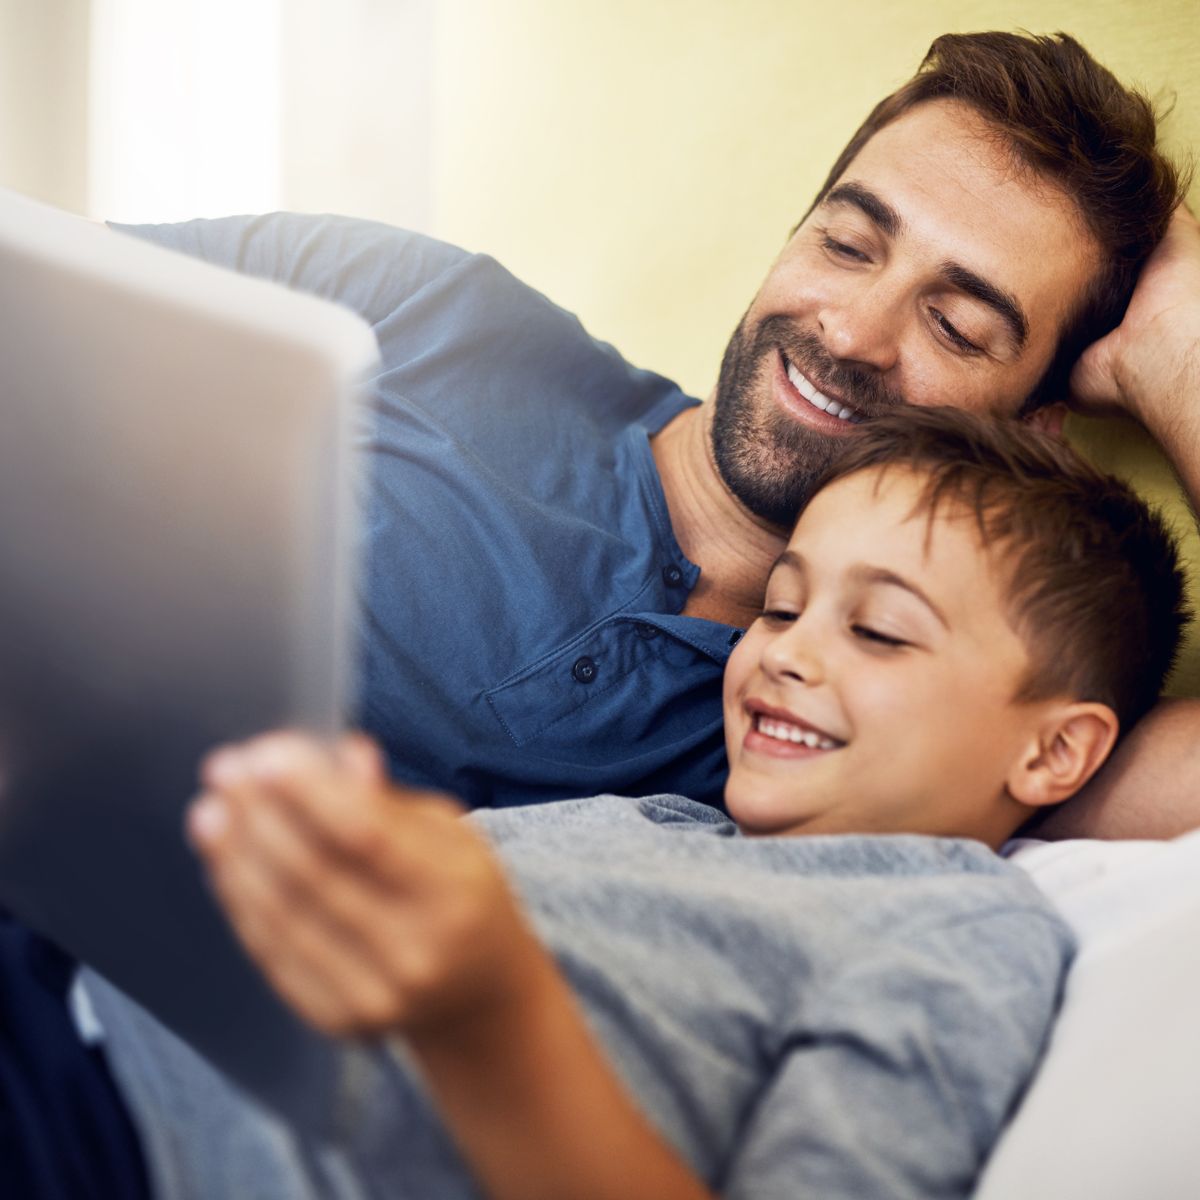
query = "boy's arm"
xmin=188 ymin=732 xmax=714 ymax=1200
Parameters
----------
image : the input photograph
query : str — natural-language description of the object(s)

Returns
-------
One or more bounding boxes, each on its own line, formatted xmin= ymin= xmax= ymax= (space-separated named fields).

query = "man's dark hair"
xmin=806 ymin=31 xmax=1188 ymax=408
xmin=807 ymin=406 xmax=1190 ymax=733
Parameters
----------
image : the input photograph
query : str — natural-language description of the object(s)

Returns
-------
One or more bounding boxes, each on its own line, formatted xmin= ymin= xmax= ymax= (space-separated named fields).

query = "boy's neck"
xmin=732 ymin=802 xmax=1032 ymax=851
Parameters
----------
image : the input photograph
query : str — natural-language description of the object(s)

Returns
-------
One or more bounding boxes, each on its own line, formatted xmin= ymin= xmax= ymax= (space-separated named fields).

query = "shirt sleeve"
xmin=720 ymin=906 xmax=1070 ymax=1200
xmin=107 ymin=212 xmax=469 ymax=329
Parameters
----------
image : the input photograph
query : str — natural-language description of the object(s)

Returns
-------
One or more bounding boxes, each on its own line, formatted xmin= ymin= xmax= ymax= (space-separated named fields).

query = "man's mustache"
xmin=754 ymin=316 xmax=902 ymax=417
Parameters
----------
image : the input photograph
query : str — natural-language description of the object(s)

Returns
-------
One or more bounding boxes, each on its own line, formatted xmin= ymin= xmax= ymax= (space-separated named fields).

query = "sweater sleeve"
xmin=720 ymin=905 xmax=1071 ymax=1200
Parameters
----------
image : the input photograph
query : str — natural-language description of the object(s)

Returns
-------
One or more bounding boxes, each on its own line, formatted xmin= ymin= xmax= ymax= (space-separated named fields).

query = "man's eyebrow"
xmin=823 ymin=181 xmax=1030 ymax=352
xmin=940 ymin=261 xmax=1029 ymax=350
xmin=852 ymin=565 xmax=950 ymax=630
xmin=823 ymin=181 xmax=902 ymax=239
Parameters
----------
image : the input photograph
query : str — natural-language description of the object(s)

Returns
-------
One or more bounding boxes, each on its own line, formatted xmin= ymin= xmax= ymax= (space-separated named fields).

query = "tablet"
xmin=0 ymin=188 xmax=379 ymax=1129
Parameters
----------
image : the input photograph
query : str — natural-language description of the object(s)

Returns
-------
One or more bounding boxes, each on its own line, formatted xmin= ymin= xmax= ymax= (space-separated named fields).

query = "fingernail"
xmin=203 ymin=749 xmax=238 ymax=789
xmin=188 ymin=796 xmax=229 ymax=846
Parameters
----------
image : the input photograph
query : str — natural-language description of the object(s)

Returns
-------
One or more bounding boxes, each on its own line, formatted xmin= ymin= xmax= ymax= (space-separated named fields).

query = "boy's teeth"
xmin=756 ymin=716 xmax=837 ymax=750
xmin=785 ymin=360 xmax=862 ymax=423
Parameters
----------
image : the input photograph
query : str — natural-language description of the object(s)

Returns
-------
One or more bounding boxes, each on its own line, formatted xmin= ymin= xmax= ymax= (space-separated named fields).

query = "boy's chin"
xmin=723 ymin=780 xmax=809 ymax=837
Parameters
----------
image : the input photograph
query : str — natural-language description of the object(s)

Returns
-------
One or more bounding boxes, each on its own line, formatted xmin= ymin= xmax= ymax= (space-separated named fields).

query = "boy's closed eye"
xmin=850 ymin=624 xmax=911 ymax=649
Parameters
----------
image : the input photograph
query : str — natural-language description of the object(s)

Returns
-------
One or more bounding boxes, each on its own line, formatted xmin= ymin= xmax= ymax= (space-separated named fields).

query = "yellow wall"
xmin=428 ymin=0 xmax=1200 ymax=692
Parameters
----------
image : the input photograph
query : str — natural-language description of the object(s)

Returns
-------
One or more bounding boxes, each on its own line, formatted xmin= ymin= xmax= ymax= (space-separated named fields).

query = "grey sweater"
xmin=85 ymin=794 xmax=1073 ymax=1199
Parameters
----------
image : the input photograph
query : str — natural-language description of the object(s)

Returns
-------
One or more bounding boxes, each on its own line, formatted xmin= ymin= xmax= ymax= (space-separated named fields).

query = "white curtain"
xmin=87 ymin=0 xmax=282 ymax=223
xmin=87 ymin=0 xmax=433 ymax=228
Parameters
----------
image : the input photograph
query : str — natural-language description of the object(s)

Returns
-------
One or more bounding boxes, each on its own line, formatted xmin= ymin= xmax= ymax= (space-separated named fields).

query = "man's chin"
xmin=710 ymin=322 xmax=857 ymax=525
xmin=711 ymin=413 xmax=841 ymax=528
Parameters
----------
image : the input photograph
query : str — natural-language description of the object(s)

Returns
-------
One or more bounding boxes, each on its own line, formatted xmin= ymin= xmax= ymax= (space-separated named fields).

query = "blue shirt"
xmin=113 ymin=214 xmax=739 ymax=808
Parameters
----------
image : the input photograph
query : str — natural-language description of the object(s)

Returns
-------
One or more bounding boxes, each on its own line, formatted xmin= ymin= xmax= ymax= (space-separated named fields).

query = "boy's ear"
xmin=1023 ymin=401 xmax=1068 ymax=438
xmin=1007 ymin=702 xmax=1120 ymax=809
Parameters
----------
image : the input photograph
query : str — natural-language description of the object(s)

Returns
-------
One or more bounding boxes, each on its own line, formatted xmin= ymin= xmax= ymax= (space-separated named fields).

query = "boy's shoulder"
xmin=475 ymin=792 xmax=1053 ymax=891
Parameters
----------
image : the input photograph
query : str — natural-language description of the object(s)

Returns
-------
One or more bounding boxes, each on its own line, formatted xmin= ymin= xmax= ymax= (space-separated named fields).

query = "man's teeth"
xmin=785 ymin=361 xmax=863 ymax=423
xmin=756 ymin=716 xmax=838 ymax=750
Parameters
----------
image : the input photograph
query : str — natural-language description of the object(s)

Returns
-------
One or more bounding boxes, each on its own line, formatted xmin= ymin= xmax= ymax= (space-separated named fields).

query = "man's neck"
xmin=650 ymin=402 xmax=787 ymax=628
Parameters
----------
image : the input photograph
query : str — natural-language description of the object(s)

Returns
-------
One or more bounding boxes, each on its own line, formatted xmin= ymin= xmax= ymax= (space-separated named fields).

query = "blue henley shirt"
xmin=113 ymin=213 xmax=738 ymax=809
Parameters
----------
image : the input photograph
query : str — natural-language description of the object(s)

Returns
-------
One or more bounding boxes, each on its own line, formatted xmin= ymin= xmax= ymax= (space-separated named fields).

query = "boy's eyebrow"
xmin=851 ymin=565 xmax=950 ymax=630
xmin=822 ymin=181 xmax=1029 ymax=351
xmin=769 ymin=550 xmax=950 ymax=631
xmin=768 ymin=548 xmax=806 ymax=578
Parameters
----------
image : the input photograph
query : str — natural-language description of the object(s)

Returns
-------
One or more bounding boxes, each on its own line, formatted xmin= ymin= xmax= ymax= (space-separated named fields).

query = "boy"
xmin=99 ymin=407 xmax=1186 ymax=1200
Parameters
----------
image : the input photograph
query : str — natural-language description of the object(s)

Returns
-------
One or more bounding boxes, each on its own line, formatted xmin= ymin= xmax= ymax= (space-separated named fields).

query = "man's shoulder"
xmin=109 ymin=212 xmax=473 ymax=324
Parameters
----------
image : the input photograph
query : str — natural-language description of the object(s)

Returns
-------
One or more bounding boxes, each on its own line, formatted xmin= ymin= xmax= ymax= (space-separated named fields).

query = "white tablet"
xmin=0 ymin=188 xmax=378 ymax=1128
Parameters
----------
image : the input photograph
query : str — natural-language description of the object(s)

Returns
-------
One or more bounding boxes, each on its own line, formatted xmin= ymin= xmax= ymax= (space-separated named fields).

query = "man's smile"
xmin=784 ymin=355 xmax=864 ymax=423
xmin=774 ymin=351 xmax=867 ymax=432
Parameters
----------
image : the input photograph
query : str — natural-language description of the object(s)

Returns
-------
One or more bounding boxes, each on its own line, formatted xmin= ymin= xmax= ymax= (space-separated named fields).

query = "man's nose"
xmin=817 ymin=280 xmax=903 ymax=372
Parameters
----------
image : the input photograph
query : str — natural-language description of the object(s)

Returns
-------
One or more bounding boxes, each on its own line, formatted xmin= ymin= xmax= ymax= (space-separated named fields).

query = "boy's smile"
xmin=722 ymin=465 xmax=1055 ymax=845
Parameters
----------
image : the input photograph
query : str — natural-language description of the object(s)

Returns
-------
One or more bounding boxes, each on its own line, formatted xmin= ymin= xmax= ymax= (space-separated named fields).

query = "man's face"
xmin=721 ymin=467 xmax=1040 ymax=841
xmin=711 ymin=99 xmax=1100 ymax=525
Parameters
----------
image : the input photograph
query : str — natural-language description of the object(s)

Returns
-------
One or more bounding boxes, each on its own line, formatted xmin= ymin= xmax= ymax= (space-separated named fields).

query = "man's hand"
xmin=187 ymin=731 xmax=543 ymax=1040
xmin=1070 ymin=205 xmax=1200 ymax=441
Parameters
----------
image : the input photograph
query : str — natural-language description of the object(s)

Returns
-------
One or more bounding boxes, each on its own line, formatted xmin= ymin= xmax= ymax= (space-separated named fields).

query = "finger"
xmin=1067 ymin=335 xmax=1121 ymax=411
xmin=235 ymin=735 xmax=452 ymax=880
xmin=212 ymin=773 xmax=451 ymax=991
xmin=186 ymin=792 xmax=231 ymax=856
xmin=205 ymin=839 xmax=402 ymax=1035
xmin=337 ymin=733 xmax=388 ymax=787
xmin=201 ymin=732 xmax=390 ymax=871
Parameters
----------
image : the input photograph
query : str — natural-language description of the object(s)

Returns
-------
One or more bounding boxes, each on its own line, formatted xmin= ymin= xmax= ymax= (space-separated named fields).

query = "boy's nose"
xmin=761 ymin=622 xmax=825 ymax=688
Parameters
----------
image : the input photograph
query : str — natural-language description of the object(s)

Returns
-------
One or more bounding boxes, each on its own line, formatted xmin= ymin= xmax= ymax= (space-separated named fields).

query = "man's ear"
xmin=1007 ymin=702 xmax=1120 ymax=809
xmin=1023 ymin=401 xmax=1068 ymax=438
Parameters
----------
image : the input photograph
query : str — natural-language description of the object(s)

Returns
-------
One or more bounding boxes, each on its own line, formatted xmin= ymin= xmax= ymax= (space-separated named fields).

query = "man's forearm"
xmin=1125 ymin=328 xmax=1200 ymax=518
xmin=1035 ymin=697 xmax=1200 ymax=840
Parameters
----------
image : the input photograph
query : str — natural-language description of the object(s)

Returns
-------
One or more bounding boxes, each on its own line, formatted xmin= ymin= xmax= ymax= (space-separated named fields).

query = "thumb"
xmin=1068 ymin=330 xmax=1123 ymax=414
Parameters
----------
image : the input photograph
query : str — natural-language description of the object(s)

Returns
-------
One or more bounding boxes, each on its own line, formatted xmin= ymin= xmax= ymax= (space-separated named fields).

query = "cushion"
xmin=974 ymin=830 xmax=1200 ymax=1198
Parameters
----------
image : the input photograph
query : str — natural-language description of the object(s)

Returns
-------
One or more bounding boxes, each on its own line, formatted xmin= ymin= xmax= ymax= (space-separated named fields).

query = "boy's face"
xmin=722 ymin=466 xmax=1042 ymax=841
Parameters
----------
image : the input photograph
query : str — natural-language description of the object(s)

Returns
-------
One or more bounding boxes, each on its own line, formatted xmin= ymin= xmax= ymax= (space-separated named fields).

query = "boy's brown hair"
xmin=809 ymin=407 xmax=1189 ymax=732
xmin=806 ymin=31 xmax=1188 ymax=407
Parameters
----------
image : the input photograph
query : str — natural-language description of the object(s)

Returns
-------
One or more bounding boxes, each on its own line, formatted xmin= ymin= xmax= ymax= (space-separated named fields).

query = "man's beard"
xmin=710 ymin=312 xmax=896 ymax=527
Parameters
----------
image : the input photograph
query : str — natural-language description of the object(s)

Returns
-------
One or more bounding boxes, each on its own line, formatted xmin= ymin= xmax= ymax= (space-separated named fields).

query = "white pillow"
xmin=974 ymin=831 xmax=1200 ymax=1199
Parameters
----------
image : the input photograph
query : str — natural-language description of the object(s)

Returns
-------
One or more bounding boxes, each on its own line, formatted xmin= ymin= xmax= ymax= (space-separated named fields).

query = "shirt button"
xmin=662 ymin=563 xmax=684 ymax=587
xmin=572 ymin=656 xmax=598 ymax=684
xmin=635 ymin=622 xmax=659 ymax=640
xmin=728 ymin=629 xmax=744 ymax=647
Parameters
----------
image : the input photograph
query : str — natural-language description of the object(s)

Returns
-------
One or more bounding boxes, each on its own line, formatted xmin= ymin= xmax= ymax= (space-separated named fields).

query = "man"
xmin=4 ymin=28 xmax=1199 ymax=1199
xmin=106 ymin=34 xmax=1194 ymax=820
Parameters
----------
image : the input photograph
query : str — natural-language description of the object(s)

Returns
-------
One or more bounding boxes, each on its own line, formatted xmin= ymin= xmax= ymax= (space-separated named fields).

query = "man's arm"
xmin=1032 ymin=697 xmax=1200 ymax=840
xmin=110 ymin=212 xmax=469 ymax=329
xmin=187 ymin=732 xmax=715 ymax=1200
xmin=1071 ymin=205 xmax=1200 ymax=509
xmin=1054 ymin=206 xmax=1200 ymax=840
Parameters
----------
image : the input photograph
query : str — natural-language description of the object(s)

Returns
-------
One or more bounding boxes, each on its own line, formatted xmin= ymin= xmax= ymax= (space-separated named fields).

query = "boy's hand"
xmin=187 ymin=731 xmax=542 ymax=1040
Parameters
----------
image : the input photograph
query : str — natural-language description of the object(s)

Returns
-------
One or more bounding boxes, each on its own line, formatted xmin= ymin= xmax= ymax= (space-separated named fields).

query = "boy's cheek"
xmin=721 ymin=660 xmax=743 ymax=739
